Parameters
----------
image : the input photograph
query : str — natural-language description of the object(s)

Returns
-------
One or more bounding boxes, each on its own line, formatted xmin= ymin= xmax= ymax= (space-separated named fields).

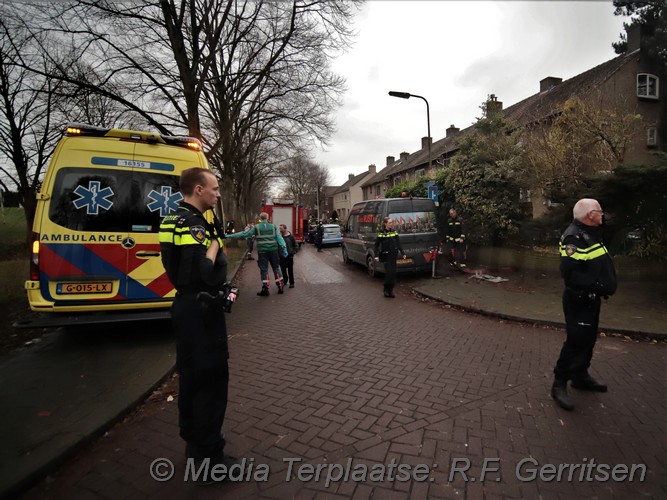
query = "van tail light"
xmin=30 ymin=233 xmax=40 ymax=281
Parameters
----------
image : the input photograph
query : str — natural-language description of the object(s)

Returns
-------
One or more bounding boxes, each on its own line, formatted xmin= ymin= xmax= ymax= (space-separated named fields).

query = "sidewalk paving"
xmin=4 ymin=248 xmax=666 ymax=498
xmin=413 ymin=267 xmax=666 ymax=338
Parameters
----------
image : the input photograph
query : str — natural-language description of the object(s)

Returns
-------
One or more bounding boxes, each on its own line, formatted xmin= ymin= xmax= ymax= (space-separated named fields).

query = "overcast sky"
xmin=315 ymin=1 xmax=630 ymax=186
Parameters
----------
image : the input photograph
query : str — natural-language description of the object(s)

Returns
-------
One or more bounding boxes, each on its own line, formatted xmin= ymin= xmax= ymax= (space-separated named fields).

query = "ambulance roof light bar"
xmin=162 ymin=134 xmax=202 ymax=151
xmin=66 ymin=123 xmax=202 ymax=151
xmin=66 ymin=123 xmax=111 ymax=137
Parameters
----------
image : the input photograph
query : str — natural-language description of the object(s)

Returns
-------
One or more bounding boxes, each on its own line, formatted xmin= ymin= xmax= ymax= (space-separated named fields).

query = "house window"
xmin=647 ymin=127 xmax=658 ymax=147
xmin=375 ymin=184 xmax=381 ymax=196
xmin=637 ymin=74 xmax=659 ymax=99
xmin=416 ymin=169 xmax=425 ymax=178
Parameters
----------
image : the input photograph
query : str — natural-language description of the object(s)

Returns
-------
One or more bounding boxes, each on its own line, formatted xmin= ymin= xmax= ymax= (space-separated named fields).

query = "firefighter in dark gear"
xmin=159 ymin=168 xmax=238 ymax=469
xmin=446 ymin=208 xmax=467 ymax=269
xmin=374 ymin=217 xmax=406 ymax=298
xmin=551 ymin=198 xmax=617 ymax=411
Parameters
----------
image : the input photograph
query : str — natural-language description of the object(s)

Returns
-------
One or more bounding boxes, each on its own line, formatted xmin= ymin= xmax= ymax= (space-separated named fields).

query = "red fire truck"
xmin=262 ymin=199 xmax=309 ymax=246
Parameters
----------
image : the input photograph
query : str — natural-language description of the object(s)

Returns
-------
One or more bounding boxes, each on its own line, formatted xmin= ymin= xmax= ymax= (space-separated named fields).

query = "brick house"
xmin=357 ymin=25 xmax=663 ymax=216
xmin=332 ymin=166 xmax=374 ymax=221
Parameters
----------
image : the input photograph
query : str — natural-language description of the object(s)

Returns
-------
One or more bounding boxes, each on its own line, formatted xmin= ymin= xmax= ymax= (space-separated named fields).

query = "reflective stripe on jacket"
xmin=559 ymin=220 xmax=617 ymax=297
xmin=158 ymin=202 xmax=227 ymax=291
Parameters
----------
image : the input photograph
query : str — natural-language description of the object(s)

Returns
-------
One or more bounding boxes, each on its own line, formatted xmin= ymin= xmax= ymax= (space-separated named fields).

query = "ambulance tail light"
xmin=30 ymin=233 xmax=40 ymax=281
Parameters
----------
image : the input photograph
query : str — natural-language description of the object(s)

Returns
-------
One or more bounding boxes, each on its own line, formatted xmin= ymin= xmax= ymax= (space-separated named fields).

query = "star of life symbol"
xmin=73 ymin=181 xmax=114 ymax=215
xmin=147 ymin=186 xmax=183 ymax=217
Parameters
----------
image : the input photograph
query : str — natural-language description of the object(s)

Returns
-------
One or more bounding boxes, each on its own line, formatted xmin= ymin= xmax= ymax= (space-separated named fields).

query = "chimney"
xmin=400 ymin=151 xmax=409 ymax=160
xmin=386 ymin=156 xmax=395 ymax=166
xmin=486 ymin=94 xmax=503 ymax=116
xmin=368 ymin=164 xmax=376 ymax=174
xmin=446 ymin=124 xmax=459 ymax=137
xmin=540 ymin=77 xmax=562 ymax=92
xmin=626 ymin=23 xmax=641 ymax=52
xmin=348 ymin=173 xmax=354 ymax=181
xmin=421 ymin=136 xmax=432 ymax=150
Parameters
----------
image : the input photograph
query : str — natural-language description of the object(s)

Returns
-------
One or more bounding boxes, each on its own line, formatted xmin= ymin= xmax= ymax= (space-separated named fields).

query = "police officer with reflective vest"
xmin=159 ymin=168 xmax=238 ymax=469
xmin=446 ymin=208 xmax=467 ymax=269
xmin=374 ymin=217 xmax=406 ymax=298
xmin=551 ymin=198 xmax=617 ymax=411
xmin=227 ymin=212 xmax=287 ymax=296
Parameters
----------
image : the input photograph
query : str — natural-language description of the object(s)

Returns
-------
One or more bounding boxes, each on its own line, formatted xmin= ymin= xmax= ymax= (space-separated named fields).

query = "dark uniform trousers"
xmin=172 ymin=292 xmax=229 ymax=459
xmin=554 ymin=290 xmax=601 ymax=382
xmin=384 ymin=252 xmax=398 ymax=288
xmin=280 ymin=254 xmax=294 ymax=286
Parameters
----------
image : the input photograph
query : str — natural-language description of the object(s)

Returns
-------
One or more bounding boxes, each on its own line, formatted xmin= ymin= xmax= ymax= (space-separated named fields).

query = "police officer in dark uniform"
xmin=374 ymin=217 xmax=406 ymax=298
xmin=316 ymin=222 xmax=324 ymax=252
xmin=159 ymin=167 xmax=237 ymax=470
xmin=551 ymin=198 xmax=617 ymax=411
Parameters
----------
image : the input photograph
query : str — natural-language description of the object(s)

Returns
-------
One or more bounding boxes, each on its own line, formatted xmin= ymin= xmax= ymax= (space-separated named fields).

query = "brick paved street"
xmin=23 ymin=245 xmax=667 ymax=499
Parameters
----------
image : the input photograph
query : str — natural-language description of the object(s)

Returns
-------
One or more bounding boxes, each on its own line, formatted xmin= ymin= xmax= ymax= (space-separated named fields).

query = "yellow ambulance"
xmin=18 ymin=123 xmax=218 ymax=327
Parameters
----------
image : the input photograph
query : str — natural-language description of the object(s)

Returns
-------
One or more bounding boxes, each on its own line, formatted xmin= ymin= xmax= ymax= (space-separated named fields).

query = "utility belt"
xmin=565 ymin=287 xmax=601 ymax=301
xmin=197 ymin=283 xmax=239 ymax=313
xmin=175 ymin=287 xmax=204 ymax=296
xmin=175 ymin=283 xmax=239 ymax=313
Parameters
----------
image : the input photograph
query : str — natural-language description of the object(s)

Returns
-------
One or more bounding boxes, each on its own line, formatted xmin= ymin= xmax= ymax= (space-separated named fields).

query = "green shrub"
xmin=384 ymin=176 xmax=429 ymax=199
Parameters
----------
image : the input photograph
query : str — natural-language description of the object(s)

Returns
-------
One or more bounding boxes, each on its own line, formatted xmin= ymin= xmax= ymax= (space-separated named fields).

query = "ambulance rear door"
xmin=122 ymin=142 xmax=199 ymax=304
xmin=39 ymin=138 xmax=135 ymax=308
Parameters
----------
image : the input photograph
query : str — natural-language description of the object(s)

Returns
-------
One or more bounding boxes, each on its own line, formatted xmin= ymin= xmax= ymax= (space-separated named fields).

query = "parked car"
xmin=321 ymin=224 xmax=343 ymax=246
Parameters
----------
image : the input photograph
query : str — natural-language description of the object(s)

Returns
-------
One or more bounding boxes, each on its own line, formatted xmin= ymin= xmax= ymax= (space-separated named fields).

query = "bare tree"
xmin=520 ymin=93 xmax=643 ymax=200
xmin=200 ymin=1 xmax=357 ymax=220
xmin=10 ymin=0 xmax=360 ymax=223
xmin=0 ymin=13 xmax=72 ymax=238
xmin=275 ymin=155 xmax=330 ymax=206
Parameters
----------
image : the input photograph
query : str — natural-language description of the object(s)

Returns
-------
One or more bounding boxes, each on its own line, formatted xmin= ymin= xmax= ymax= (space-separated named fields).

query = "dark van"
xmin=342 ymin=197 xmax=439 ymax=277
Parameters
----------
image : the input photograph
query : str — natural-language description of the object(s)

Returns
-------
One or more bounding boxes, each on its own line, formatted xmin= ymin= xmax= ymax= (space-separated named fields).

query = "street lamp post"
xmin=388 ymin=91 xmax=432 ymax=173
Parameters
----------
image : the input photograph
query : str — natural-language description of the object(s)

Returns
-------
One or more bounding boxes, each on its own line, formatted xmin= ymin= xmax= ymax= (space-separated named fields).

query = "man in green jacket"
xmin=227 ymin=212 xmax=288 ymax=295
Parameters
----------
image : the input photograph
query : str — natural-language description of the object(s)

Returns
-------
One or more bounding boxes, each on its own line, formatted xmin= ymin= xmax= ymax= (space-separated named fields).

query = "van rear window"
xmin=388 ymin=210 xmax=437 ymax=234
xmin=49 ymin=167 xmax=182 ymax=233
xmin=387 ymin=199 xmax=437 ymax=234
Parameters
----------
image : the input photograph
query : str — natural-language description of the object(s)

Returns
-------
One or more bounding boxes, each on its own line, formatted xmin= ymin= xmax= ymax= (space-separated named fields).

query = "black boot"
xmin=257 ymin=286 xmax=269 ymax=296
xmin=383 ymin=286 xmax=390 ymax=297
xmin=551 ymin=380 xmax=574 ymax=411
xmin=571 ymin=374 xmax=607 ymax=392
xmin=388 ymin=287 xmax=395 ymax=298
